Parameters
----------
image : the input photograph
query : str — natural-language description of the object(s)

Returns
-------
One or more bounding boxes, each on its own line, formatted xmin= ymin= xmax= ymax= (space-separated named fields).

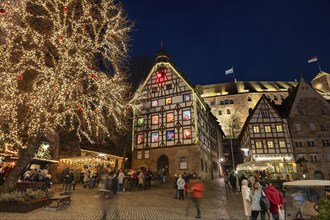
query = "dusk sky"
xmin=122 ymin=0 xmax=330 ymax=85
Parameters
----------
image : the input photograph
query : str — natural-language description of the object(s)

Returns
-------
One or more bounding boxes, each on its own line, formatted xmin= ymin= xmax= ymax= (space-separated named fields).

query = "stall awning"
xmin=236 ymin=161 xmax=272 ymax=171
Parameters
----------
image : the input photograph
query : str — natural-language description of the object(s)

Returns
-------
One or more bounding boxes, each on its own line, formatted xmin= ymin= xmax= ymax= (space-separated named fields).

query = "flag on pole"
xmin=308 ymin=55 xmax=317 ymax=63
xmin=225 ymin=67 xmax=234 ymax=75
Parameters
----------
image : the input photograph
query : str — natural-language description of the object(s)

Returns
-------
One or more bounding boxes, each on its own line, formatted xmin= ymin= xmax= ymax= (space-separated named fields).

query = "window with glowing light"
xmin=151 ymin=100 xmax=158 ymax=107
xmin=279 ymin=140 xmax=286 ymax=148
xmin=276 ymin=124 xmax=283 ymax=132
xmin=265 ymin=125 xmax=271 ymax=133
xmin=155 ymin=68 xmax=167 ymax=83
xmin=151 ymin=132 xmax=159 ymax=143
xmin=137 ymin=118 xmax=144 ymax=126
xmin=255 ymin=141 xmax=262 ymax=149
xmin=253 ymin=125 xmax=260 ymax=133
xmin=183 ymin=94 xmax=191 ymax=102
xmin=166 ymin=98 xmax=172 ymax=105
xmin=267 ymin=140 xmax=274 ymax=148
xmin=166 ymin=130 xmax=174 ymax=141
xmin=137 ymin=134 xmax=144 ymax=144
xmin=166 ymin=112 xmax=174 ymax=123
xmin=183 ymin=129 xmax=192 ymax=139
xmin=151 ymin=115 xmax=158 ymax=125
xmin=182 ymin=110 xmax=191 ymax=120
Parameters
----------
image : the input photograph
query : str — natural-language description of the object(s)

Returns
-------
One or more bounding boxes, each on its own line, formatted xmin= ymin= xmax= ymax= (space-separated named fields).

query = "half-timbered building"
xmin=132 ymin=49 xmax=224 ymax=179
xmin=239 ymin=94 xmax=296 ymax=179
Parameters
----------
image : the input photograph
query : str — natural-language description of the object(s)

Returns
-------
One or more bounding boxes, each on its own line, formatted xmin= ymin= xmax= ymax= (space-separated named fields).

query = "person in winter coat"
xmin=177 ymin=174 xmax=186 ymax=200
xmin=112 ymin=173 xmax=118 ymax=195
xmin=229 ymin=173 xmax=237 ymax=191
xmin=251 ymin=181 xmax=266 ymax=220
xmin=118 ymin=170 xmax=125 ymax=192
xmin=65 ymin=169 xmax=74 ymax=191
xmin=241 ymin=179 xmax=252 ymax=220
xmin=72 ymin=167 xmax=79 ymax=191
xmin=186 ymin=177 xmax=205 ymax=219
xmin=138 ymin=171 xmax=144 ymax=191
xmin=173 ymin=174 xmax=178 ymax=199
xmin=264 ymin=183 xmax=284 ymax=220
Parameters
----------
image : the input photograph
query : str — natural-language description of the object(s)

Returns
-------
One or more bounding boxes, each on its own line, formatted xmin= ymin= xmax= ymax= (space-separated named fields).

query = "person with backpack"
xmin=251 ymin=181 xmax=266 ymax=220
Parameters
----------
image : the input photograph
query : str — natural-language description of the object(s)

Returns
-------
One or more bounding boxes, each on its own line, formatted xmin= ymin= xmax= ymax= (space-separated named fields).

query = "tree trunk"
xmin=0 ymin=137 xmax=40 ymax=192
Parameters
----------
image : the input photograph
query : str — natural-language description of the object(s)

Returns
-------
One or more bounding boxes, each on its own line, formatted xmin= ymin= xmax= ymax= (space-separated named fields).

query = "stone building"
xmin=195 ymin=81 xmax=298 ymax=138
xmin=282 ymin=78 xmax=330 ymax=180
xmin=238 ymin=95 xmax=296 ymax=179
xmin=131 ymin=49 xmax=224 ymax=179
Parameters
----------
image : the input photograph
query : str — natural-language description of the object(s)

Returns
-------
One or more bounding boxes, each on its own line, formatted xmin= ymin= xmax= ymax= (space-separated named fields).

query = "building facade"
xmin=311 ymin=71 xmax=330 ymax=100
xmin=239 ymin=95 xmax=296 ymax=179
xmin=283 ymin=78 xmax=330 ymax=180
xmin=195 ymin=81 xmax=297 ymax=137
xmin=131 ymin=49 xmax=223 ymax=179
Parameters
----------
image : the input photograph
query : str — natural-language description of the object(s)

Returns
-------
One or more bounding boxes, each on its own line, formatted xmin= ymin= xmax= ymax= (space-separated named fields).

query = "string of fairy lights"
xmin=0 ymin=0 xmax=138 ymax=150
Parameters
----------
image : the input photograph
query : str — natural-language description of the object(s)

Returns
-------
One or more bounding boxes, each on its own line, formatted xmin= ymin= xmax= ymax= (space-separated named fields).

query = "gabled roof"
xmin=311 ymin=71 xmax=329 ymax=81
xmin=238 ymin=94 xmax=285 ymax=140
xmin=282 ymin=78 xmax=330 ymax=116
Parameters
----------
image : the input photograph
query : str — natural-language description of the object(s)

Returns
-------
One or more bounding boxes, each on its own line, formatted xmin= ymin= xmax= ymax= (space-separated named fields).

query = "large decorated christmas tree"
xmin=0 ymin=0 xmax=133 ymax=188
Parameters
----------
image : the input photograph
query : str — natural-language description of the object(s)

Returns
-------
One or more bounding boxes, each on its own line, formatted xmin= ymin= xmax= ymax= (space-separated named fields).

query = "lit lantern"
xmin=64 ymin=7 xmax=69 ymax=13
xmin=17 ymin=73 xmax=23 ymax=80
xmin=0 ymin=9 xmax=6 ymax=15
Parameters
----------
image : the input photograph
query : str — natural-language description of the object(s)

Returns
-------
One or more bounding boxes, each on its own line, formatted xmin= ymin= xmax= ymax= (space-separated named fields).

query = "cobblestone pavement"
xmin=0 ymin=178 xmax=253 ymax=220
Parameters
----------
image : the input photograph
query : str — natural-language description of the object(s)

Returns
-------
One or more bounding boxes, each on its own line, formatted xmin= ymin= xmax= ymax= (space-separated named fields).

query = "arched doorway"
xmin=314 ymin=170 xmax=324 ymax=180
xmin=157 ymin=155 xmax=169 ymax=176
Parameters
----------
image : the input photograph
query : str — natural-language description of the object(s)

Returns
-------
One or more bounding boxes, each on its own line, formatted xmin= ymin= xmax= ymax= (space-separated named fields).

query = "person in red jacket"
xmin=264 ymin=183 xmax=284 ymax=220
xmin=186 ymin=177 xmax=205 ymax=219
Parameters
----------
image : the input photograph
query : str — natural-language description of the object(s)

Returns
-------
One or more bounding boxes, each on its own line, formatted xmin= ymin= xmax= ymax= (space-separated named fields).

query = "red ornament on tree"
xmin=64 ymin=7 xmax=69 ymax=13
xmin=0 ymin=9 xmax=6 ymax=15
xmin=17 ymin=73 xmax=23 ymax=80
xmin=93 ymin=108 xmax=99 ymax=113
xmin=109 ymin=34 xmax=114 ymax=39
xmin=82 ymin=24 xmax=87 ymax=30
xmin=77 ymin=106 xmax=83 ymax=112
xmin=58 ymin=35 xmax=65 ymax=41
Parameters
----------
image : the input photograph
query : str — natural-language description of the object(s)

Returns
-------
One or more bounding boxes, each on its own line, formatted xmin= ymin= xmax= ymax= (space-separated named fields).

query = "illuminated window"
xmin=166 ymin=130 xmax=174 ymax=141
xmin=151 ymin=100 xmax=158 ymax=107
xmin=279 ymin=140 xmax=286 ymax=148
xmin=253 ymin=125 xmax=260 ymax=133
xmin=255 ymin=141 xmax=262 ymax=148
xmin=166 ymin=112 xmax=174 ymax=123
xmin=151 ymin=115 xmax=158 ymax=125
xmin=265 ymin=125 xmax=271 ymax=133
xmin=183 ymin=94 xmax=191 ymax=102
xmin=267 ymin=140 xmax=274 ymax=148
xmin=182 ymin=110 xmax=191 ymax=120
xmin=137 ymin=134 xmax=144 ymax=144
xmin=137 ymin=118 xmax=144 ymax=126
xmin=166 ymin=98 xmax=172 ymax=105
xmin=151 ymin=132 xmax=158 ymax=143
xmin=183 ymin=129 xmax=192 ymax=139
xmin=276 ymin=125 xmax=283 ymax=132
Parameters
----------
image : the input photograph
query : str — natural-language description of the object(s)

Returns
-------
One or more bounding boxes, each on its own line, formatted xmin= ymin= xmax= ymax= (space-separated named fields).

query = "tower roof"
xmin=154 ymin=46 xmax=171 ymax=63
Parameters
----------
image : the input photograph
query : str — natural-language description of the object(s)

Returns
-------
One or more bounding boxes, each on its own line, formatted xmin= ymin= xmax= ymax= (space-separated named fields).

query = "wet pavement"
xmin=0 ymin=178 xmax=300 ymax=220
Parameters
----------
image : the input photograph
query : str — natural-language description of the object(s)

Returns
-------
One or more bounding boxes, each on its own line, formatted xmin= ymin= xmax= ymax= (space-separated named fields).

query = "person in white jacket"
xmin=241 ymin=179 xmax=252 ymax=219
xmin=177 ymin=174 xmax=186 ymax=200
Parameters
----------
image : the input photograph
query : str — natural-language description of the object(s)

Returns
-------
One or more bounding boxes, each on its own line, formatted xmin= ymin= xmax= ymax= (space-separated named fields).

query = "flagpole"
xmin=233 ymin=71 xmax=237 ymax=83
xmin=317 ymin=61 xmax=322 ymax=72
